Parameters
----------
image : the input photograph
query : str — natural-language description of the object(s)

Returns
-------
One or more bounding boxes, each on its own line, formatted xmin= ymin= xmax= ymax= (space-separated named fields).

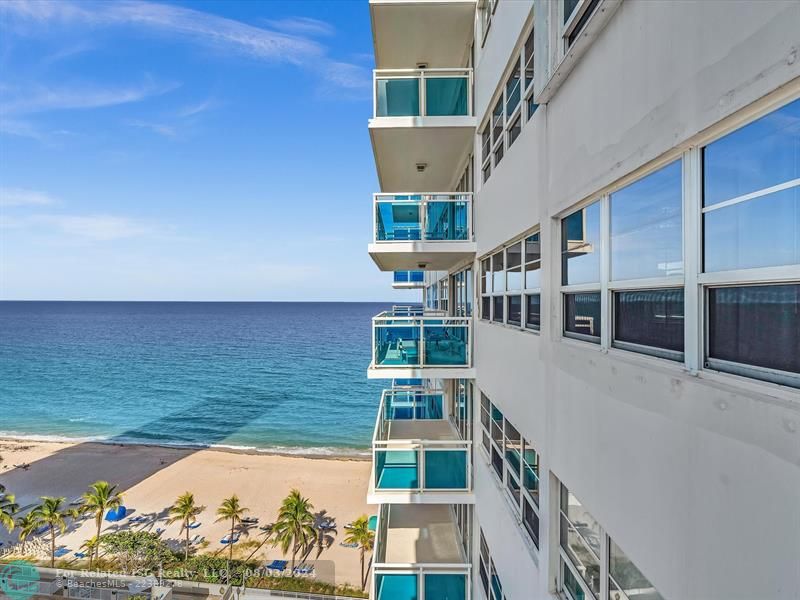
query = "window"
xmin=524 ymin=233 xmax=542 ymax=331
xmin=481 ymin=126 xmax=492 ymax=183
xmin=480 ymin=231 xmax=542 ymax=332
xmin=609 ymin=539 xmax=665 ymax=600
xmin=452 ymin=267 xmax=473 ymax=318
xmin=558 ymin=482 xmax=665 ymax=600
xmin=508 ymin=114 xmax=521 ymax=147
xmin=480 ymin=395 xmax=540 ymax=549
xmin=480 ymin=0 xmax=498 ymax=46
xmin=523 ymin=29 xmax=538 ymax=120
xmin=479 ymin=530 xmax=505 ymax=600
xmin=701 ymin=98 xmax=800 ymax=387
xmin=439 ymin=276 xmax=448 ymax=312
xmin=561 ymin=161 xmax=688 ymax=357
xmin=563 ymin=0 xmax=601 ymax=48
xmin=505 ymin=65 xmax=521 ymax=117
xmin=452 ymin=379 xmax=473 ymax=441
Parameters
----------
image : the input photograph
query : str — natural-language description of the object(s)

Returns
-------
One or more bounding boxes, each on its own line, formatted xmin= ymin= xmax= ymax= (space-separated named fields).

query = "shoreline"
xmin=0 ymin=434 xmax=371 ymax=461
xmin=0 ymin=438 xmax=374 ymax=587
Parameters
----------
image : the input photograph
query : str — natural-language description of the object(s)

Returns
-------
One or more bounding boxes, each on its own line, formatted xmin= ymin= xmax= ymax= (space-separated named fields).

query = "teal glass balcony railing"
xmin=393 ymin=271 xmax=425 ymax=284
xmin=374 ymin=68 xmax=472 ymax=118
xmin=372 ymin=311 xmax=471 ymax=368
xmin=373 ymin=504 xmax=470 ymax=600
xmin=374 ymin=193 xmax=472 ymax=243
xmin=373 ymin=389 xmax=471 ymax=492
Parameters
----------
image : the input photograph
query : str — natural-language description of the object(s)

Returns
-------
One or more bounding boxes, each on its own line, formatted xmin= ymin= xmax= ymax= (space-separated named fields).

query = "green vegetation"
xmin=271 ymin=489 xmax=316 ymax=572
xmin=215 ymin=495 xmax=249 ymax=583
xmin=0 ymin=484 xmax=19 ymax=532
xmin=100 ymin=530 xmax=176 ymax=575
xmin=32 ymin=497 xmax=78 ymax=567
xmin=343 ymin=515 xmax=375 ymax=591
xmin=80 ymin=481 xmax=124 ymax=567
xmin=166 ymin=491 xmax=205 ymax=561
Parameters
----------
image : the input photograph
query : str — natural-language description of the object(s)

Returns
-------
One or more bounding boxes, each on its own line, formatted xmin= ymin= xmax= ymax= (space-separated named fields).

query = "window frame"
xmin=556 ymin=93 xmax=800 ymax=390
xmin=479 ymin=394 xmax=541 ymax=550
xmin=479 ymin=228 xmax=542 ymax=333
xmin=562 ymin=0 xmax=601 ymax=49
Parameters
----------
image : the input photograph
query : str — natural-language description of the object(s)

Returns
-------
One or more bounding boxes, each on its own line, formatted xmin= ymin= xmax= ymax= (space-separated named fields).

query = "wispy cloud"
xmin=264 ymin=16 xmax=335 ymax=37
xmin=125 ymin=118 xmax=178 ymax=138
xmin=0 ymin=187 xmax=57 ymax=207
xmin=0 ymin=79 xmax=180 ymax=115
xmin=0 ymin=0 xmax=370 ymax=92
xmin=176 ymin=98 xmax=217 ymax=118
xmin=37 ymin=214 xmax=156 ymax=241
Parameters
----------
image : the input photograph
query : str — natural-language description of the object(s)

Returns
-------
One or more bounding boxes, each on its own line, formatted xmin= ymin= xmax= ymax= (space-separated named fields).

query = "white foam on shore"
xmin=0 ymin=431 xmax=370 ymax=459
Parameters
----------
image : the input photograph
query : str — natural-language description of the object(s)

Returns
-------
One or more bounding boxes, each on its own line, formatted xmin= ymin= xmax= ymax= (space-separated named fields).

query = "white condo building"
xmin=365 ymin=2 xmax=800 ymax=600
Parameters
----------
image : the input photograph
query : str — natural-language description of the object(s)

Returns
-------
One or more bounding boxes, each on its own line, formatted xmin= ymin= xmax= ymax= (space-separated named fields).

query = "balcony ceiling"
xmin=369 ymin=120 xmax=475 ymax=192
xmin=370 ymin=1 xmax=476 ymax=69
xmin=369 ymin=242 xmax=476 ymax=271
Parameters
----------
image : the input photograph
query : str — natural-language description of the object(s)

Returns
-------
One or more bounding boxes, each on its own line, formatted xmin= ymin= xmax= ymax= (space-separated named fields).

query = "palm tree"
xmin=0 ymin=485 xmax=19 ymax=533
xmin=31 ymin=497 xmax=76 ymax=567
xmin=215 ymin=495 xmax=248 ymax=583
xmin=344 ymin=515 xmax=375 ymax=591
xmin=80 ymin=536 xmax=100 ymax=567
xmin=81 ymin=481 xmax=123 ymax=564
xmin=271 ymin=489 xmax=316 ymax=574
xmin=166 ymin=492 xmax=204 ymax=561
xmin=16 ymin=512 xmax=40 ymax=556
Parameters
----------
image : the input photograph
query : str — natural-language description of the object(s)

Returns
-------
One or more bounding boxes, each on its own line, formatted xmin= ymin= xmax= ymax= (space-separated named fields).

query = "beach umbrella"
xmin=105 ymin=506 xmax=127 ymax=522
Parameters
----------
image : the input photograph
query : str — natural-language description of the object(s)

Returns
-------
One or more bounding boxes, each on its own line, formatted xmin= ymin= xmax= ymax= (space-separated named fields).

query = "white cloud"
xmin=176 ymin=98 xmax=216 ymax=118
xmin=0 ymin=79 xmax=180 ymax=115
xmin=0 ymin=0 xmax=370 ymax=92
xmin=0 ymin=187 xmax=57 ymax=207
xmin=264 ymin=17 xmax=335 ymax=37
xmin=34 ymin=214 xmax=158 ymax=241
xmin=125 ymin=119 xmax=178 ymax=138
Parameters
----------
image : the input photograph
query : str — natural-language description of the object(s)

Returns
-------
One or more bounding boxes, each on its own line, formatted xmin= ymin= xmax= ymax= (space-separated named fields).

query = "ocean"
xmin=0 ymin=301 xmax=390 ymax=455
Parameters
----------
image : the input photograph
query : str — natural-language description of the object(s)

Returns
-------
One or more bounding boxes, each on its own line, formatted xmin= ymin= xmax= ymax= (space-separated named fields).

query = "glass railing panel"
xmin=393 ymin=271 xmax=425 ymax=283
xmin=385 ymin=391 xmax=444 ymax=420
xmin=375 ymin=323 xmax=422 ymax=366
xmin=425 ymin=76 xmax=469 ymax=116
xmin=424 ymin=574 xmax=467 ymax=600
xmin=376 ymin=78 xmax=420 ymax=117
xmin=376 ymin=574 xmax=419 ymax=600
xmin=424 ymin=201 xmax=469 ymax=241
xmin=375 ymin=449 xmax=420 ymax=489
xmin=423 ymin=324 xmax=469 ymax=366
xmin=377 ymin=202 xmax=422 ymax=241
xmin=393 ymin=378 xmax=424 ymax=387
xmin=424 ymin=449 xmax=468 ymax=489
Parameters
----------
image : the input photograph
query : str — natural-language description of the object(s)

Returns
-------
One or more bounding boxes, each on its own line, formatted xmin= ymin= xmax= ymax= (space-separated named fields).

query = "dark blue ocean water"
xmin=0 ymin=302 xmax=389 ymax=454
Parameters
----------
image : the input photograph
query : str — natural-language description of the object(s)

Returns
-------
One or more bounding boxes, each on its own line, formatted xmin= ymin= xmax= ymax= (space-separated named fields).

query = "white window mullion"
xmin=600 ymin=194 xmax=611 ymax=349
xmin=683 ymin=147 xmax=702 ymax=374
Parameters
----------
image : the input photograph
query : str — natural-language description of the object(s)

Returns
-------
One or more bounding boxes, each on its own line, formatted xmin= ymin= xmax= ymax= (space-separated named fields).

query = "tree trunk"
xmin=95 ymin=514 xmax=102 ymax=563
xmin=227 ymin=520 xmax=234 ymax=584
xmin=50 ymin=526 xmax=56 ymax=568
xmin=360 ymin=550 xmax=365 ymax=591
xmin=185 ymin=522 xmax=190 ymax=562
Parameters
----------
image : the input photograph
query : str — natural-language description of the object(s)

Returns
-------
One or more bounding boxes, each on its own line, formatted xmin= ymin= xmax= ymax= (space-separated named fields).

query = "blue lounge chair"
xmin=74 ymin=552 xmax=86 ymax=559
xmin=265 ymin=560 xmax=287 ymax=572
xmin=54 ymin=548 xmax=71 ymax=558
xmin=187 ymin=522 xmax=201 ymax=529
xmin=220 ymin=534 xmax=240 ymax=544
xmin=129 ymin=515 xmax=148 ymax=524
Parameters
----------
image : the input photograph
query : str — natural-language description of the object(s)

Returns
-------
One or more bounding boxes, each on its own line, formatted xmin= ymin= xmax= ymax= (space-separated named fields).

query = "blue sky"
xmin=0 ymin=0 xmax=413 ymax=301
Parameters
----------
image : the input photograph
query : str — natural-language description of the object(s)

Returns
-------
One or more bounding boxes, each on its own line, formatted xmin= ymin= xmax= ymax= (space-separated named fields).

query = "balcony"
xmin=369 ymin=389 xmax=473 ymax=504
xmin=370 ymin=193 xmax=476 ymax=271
xmin=369 ymin=69 xmax=476 ymax=192
xmin=369 ymin=1 xmax=476 ymax=71
xmin=373 ymin=504 xmax=471 ymax=600
xmin=393 ymin=270 xmax=425 ymax=289
xmin=369 ymin=309 xmax=474 ymax=379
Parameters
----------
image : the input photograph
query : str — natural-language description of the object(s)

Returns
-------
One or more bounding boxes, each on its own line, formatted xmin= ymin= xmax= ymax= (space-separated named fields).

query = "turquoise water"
xmin=0 ymin=301 xmax=390 ymax=455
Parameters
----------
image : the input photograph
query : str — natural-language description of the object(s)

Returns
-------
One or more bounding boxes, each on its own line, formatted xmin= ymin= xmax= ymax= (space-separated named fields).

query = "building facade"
xmin=366 ymin=2 xmax=800 ymax=600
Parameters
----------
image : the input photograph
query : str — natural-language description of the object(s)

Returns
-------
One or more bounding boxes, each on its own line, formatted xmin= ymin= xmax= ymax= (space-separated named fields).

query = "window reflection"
xmin=614 ymin=289 xmax=684 ymax=356
xmin=609 ymin=539 xmax=665 ymax=600
xmin=707 ymin=284 xmax=800 ymax=379
xmin=562 ymin=202 xmax=602 ymax=285
xmin=610 ymin=161 xmax=683 ymax=280
xmin=564 ymin=292 xmax=602 ymax=342
xmin=703 ymin=98 xmax=799 ymax=207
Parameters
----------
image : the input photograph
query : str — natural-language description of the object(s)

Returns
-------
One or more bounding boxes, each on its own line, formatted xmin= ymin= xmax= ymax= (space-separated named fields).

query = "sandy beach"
xmin=0 ymin=438 xmax=374 ymax=588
